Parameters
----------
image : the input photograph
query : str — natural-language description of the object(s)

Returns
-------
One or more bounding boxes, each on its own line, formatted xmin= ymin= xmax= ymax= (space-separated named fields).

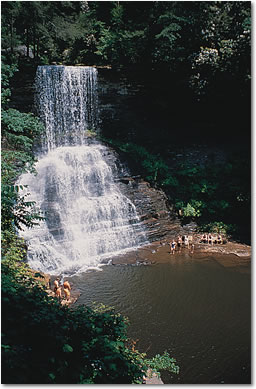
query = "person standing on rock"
xmin=54 ymin=278 xmax=62 ymax=300
xmin=177 ymin=236 xmax=182 ymax=252
xmin=217 ymin=234 xmax=223 ymax=244
xmin=63 ymin=280 xmax=71 ymax=301
xmin=202 ymin=233 xmax=207 ymax=243
xmin=170 ymin=240 xmax=176 ymax=254
xmin=188 ymin=235 xmax=193 ymax=248
xmin=190 ymin=244 xmax=195 ymax=254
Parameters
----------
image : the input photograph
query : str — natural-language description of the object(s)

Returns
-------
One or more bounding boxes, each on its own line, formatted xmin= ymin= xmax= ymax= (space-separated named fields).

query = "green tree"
xmin=1 ymin=59 xmax=18 ymax=107
xmin=1 ymin=1 xmax=21 ymax=53
xmin=189 ymin=2 xmax=251 ymax=99
xmin=1 ymin=57 xmax=44 ymax=232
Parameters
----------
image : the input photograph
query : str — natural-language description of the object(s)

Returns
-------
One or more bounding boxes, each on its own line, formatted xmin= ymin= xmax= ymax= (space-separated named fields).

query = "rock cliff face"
xmin=119 ymin=176 xmax=199 ymax=242
xmin=97 ymin=68 xmax=170 ymax=146
xmin=119 ymin=177 xmax=182 ymax=242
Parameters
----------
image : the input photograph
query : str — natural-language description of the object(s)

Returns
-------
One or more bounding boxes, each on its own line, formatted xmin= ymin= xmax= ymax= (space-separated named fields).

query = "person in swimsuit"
xmin=212 ymin=235 xmax=218 ymax=244
xmin=202 ymin=233 xmax=207 ymax=243
xmin=208 ymin=234 xmax=213 ymax=245
xmin=170 ymin=240 xmax=176 ymax=254
xmin=177 ymin=236 xmax=182 ymax=252
xmin=184 ymin=235 xmax=189 ymax=247
xmin=63 ymin=280 xmax=71 ymax=301
xmin=54 ymin=278 xmax=62 ymax=299
xmin=188 ymin=235 xmax=193 ymax=248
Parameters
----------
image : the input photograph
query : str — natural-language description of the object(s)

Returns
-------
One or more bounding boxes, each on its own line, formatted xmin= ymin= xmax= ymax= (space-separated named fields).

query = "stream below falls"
xmin=71 ymin=256 xmax=250 ymax=384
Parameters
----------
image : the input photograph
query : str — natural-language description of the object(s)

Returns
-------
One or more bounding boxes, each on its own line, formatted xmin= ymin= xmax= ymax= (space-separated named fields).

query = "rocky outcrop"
xmin=118 ymin=176 xmax=184 ymax=242
xmin=30 ymin=269 xmax=80 ymax=306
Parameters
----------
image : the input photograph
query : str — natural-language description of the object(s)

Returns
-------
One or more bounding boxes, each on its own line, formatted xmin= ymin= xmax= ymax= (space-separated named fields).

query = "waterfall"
xmin=19 ymin=65 xmax=148 ymax=275
xmin=34 ymin=65 xmax=98 ymax=151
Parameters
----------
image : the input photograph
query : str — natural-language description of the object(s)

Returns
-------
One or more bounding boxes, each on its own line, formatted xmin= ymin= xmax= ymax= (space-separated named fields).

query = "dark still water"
xmin=71 ymin=256 xmax=251 ymax=384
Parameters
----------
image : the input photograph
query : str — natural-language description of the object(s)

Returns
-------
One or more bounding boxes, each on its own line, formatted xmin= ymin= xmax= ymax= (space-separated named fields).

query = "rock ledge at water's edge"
xmin=116 ymin=175 xmax=251 ymax=263
xmin=110 ymin=239 xmax=251 ymax=271
xmin=109 ymin=175 xmax=251 ymax=267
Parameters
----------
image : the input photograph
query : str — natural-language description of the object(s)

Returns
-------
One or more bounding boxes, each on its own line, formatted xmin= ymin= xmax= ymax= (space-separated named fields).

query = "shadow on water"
xmin=71 ymin=257 xmax=251 ymax=384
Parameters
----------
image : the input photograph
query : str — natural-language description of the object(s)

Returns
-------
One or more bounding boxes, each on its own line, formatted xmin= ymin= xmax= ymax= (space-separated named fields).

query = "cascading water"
xmin=35 ymin=65 xmax=98 ymax=151
xmin=19 ymin=65 xmax=148 ymax=275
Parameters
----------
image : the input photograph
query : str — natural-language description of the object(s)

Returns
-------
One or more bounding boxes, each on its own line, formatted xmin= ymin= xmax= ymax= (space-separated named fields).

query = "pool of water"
xmin=71 ymin=255 xmax=251 ymax=384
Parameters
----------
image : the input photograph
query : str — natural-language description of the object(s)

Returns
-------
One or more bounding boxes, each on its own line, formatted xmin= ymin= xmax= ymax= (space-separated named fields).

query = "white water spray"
xmin=19 ymin=66 xmax=148 ymax=275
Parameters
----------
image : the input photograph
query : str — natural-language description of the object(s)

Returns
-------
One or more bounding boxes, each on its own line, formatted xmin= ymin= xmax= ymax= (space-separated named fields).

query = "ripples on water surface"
xmin=72 ymin=256 xmax=250 ymax=384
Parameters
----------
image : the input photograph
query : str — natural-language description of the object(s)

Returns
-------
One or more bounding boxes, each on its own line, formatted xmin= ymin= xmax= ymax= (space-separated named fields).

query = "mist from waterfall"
xmin=19 ymin=65 xmax=148 ymax=275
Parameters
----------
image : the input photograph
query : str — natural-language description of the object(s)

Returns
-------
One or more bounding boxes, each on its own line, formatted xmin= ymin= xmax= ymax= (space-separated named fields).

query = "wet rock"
xmin=118 ymin=177 xmax=184 ymax=242
xmin=119 ymin=176 xmax=134 ymax=184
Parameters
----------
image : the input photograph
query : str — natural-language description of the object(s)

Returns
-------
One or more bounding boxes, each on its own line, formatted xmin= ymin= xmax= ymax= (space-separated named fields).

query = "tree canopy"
xmin=2 ymin=2 xmax=250 ymax=77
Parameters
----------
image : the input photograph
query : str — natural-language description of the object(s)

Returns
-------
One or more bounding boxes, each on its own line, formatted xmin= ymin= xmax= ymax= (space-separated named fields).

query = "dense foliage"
xmin=2 ymin=2 xmax=250 ymax=94
xmin=2 ymin=262 xmax=144 ymax=384
xmin=1 ymin=57 xmax=44 ymax=232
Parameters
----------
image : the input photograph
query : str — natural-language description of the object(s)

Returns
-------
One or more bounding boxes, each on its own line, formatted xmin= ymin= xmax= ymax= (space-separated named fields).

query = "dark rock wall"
xmin=118 ymin=177 xmax=197 ymax=242
xmin=97 ymin=69 xmax=150 ymax=143
xmin=119 ymin=177 xmax=182 ymax=242
xmin=97 ymin=68 xmax=218 ymax=147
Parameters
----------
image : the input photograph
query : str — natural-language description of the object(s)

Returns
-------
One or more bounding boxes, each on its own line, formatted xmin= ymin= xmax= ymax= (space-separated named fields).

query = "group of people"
xmin=169 ymin=235 xmax=194 ymax=254
xmin=53 ymin=276 xmax=71 ymax=301
xmin=169 ymin=232 xmax=224 ymax=254
xmin=201 ymin=233 xmax=223 ymax=245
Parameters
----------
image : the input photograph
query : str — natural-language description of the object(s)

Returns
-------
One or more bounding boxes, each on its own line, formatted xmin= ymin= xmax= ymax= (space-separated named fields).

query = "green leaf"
xmin=63 ymin=343 xmax=73 ymax=353
xmin=34 ymin=272 xmax=44 ymax=278
xmin=2 ymin=344 xmax=11 ymax=351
